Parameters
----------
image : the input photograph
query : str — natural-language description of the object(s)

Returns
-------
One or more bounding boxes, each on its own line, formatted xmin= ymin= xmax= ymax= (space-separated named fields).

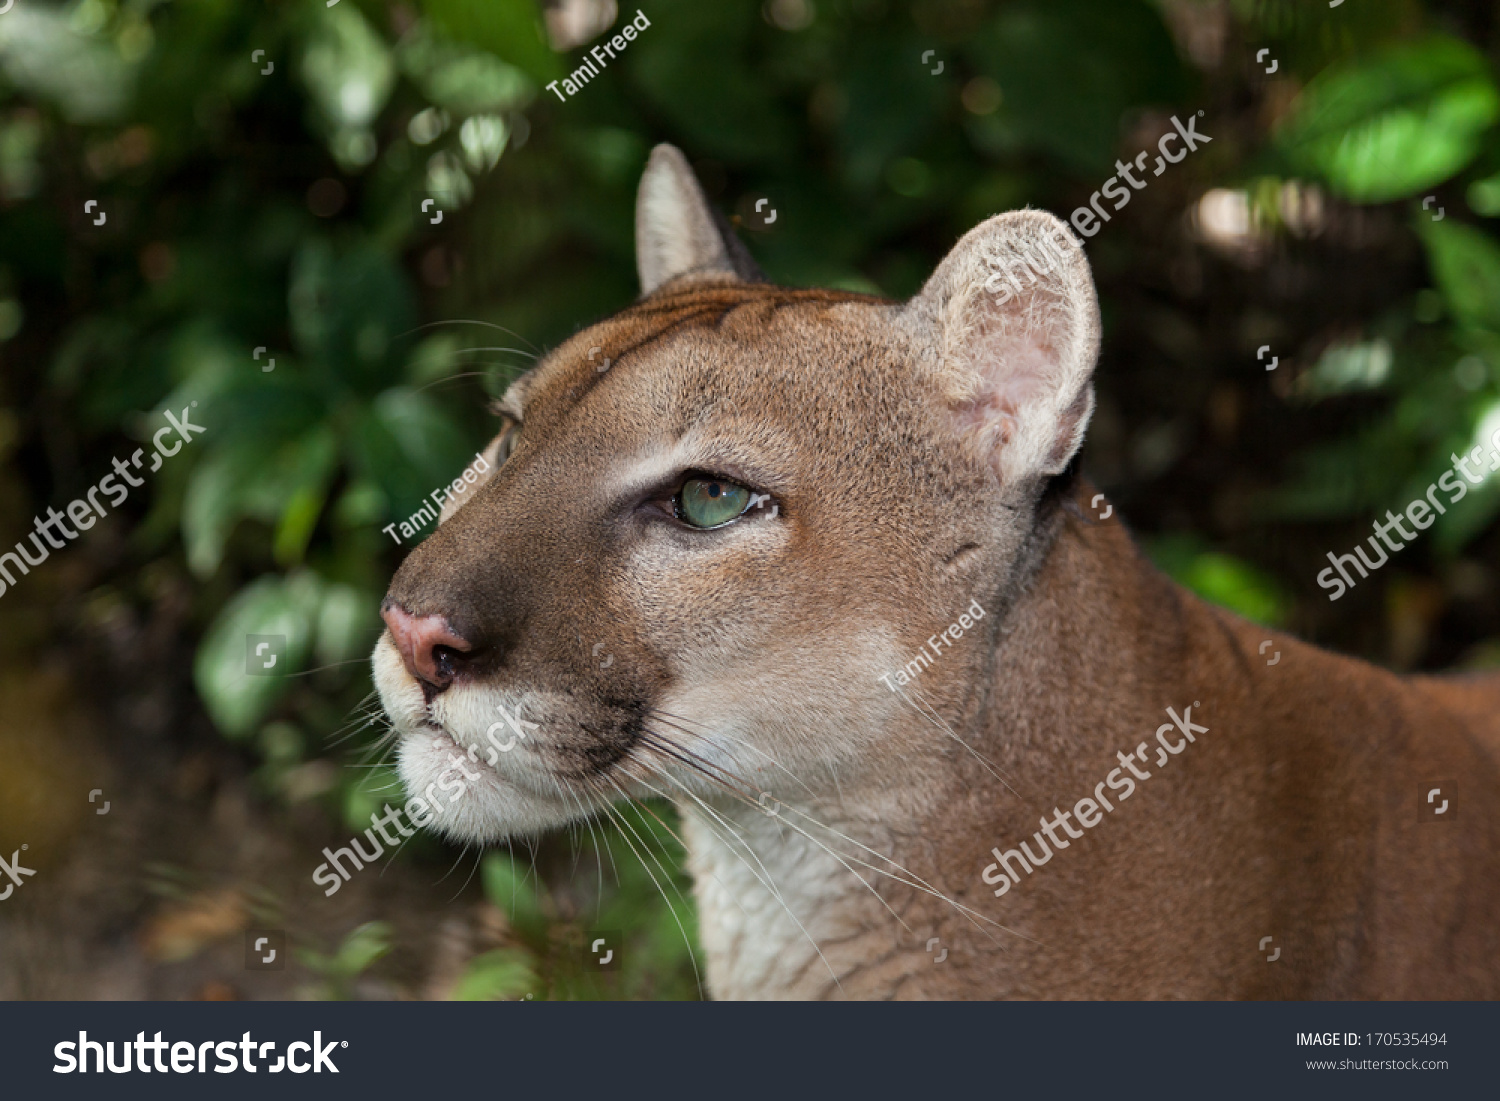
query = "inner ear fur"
xmin=635 ymin=143 xmax=764 ymax=295
xmin=905 ymin=209 xmax=1101 ymax=487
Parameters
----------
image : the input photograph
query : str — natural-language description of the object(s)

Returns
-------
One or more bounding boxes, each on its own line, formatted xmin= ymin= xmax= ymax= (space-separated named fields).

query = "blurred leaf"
xmin=1294 ymin=339 xmax=1395 ymax=400
xmin=332 ymin=921 xmax=393 ymax=977
xmin=1418 ymin=217 xmax=1500 ymax=331
xmin=561 ymin=125 xmax=648 ymax=189
xmin=1147 ymin=536 xmax=1290 ymax=627
xmin=629 ymin=0 xmax=794 ymax=162
xmin=297 ymin=921 xmax=393 ymax=999
xmin=1469 ymin=170 xmax=1500 ymax=216
xmin=1433 ymin=403 xmax=1500 ymax=551
xmin=967 ymin=0 xmax=1189 ymax=175
xmin=1277 ymin=35 xmax=1500 ymax=202
xmin=300 ymin=3 xmax=396 ymax=132
xmin=51 ymin=316 xmax=164 ymax=425
xmin=1433 ymin=477 xmax=1500 ymax=553
xmin=314 ymin=580 xmax=381 ymax=668
xmin=347 ymin=388 xmax=475 ymax=527
xmin=288 ymin=241 xmax=416 ymax=391
xmin=0 ymin=6 xmax=136 ymax=123
xmin=333 ymin=479 xmax=390 ymax=530
xmin=420 ymin=0 xmax=560 ymax=86
xmin=193 ymin=574 xmax=320 ymax=737
xmin=405 ymin=333 xmax=468 ymax=386
xmin=183 ymin=421 xmax=337 ymax=576
xmin=273 ymin=483 xmax=327 ymax=567
xmin=452 ymin=948 xmax=538 ymax=1000
xmin=835 ymin=35 xmax=951 ymax=191
xmin=343 ymin=765 xmax=402 ymax=833
xmin=399 ymin=26 xmax=535 ymax=115
xmin=481 ymin=851 xmax=549 ymax=942
xmin=373 ymin=387 xmax=476 ymax=480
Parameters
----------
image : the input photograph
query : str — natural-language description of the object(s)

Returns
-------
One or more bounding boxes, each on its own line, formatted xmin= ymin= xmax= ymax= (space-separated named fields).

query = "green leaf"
xmin=193 ymin=574 xmax=320 ymax=737
xmin=273 ymin=483 xmax=327 ymax=568
xmin=332 ymin=921 xmax=393 ymax=977
xmin=1469 ymin=170 xmax=1500 ymax=216
xmin=1418 ymin=218 xmax=1500 ymax=331
xmin=628 ymin=0 xmax=795 ymax=162
xmin=834 ymin=35 xmax=952 ymax=191
xmin=343 ymin=765 xmax=402 ymax=833
xmin=452 ymin=948 xmax=538 ymax=1001
xmin=1433 ymin=477 xmax=1500 ymax=553
xmin=314 ymin=580 xmax=381 ymax=668
xmin=967 ymin=0 xmax=1189 ymax=176
xmin=481 ymin=851 xmax=549 ymax=941
xmin=1147 ymin=536 xmax=1290 ymax=627
xmin=182 ymin=422 xmax=337 ymax=576
xmin=0 ymin=5 xmax=137 ymax=124
xmin=1434 ymin=403 xmax=1500 ymax=552
xmin=372 ymin=387 xmax=477 ymax=483
xmin=299 ymin=2 xmax=396 ymax=132
xmin=1277 ymin=35 xmax=1500 ymax=202
xmin=347 ymin=389 xmax=476 ymax=528
xmin=1294 ymin=339 xmax=1394 ymax=400
xmin=420 ymin=0 xmax=560 ymax=86
xmin=399 ymin=27 xmax=535 ymax=115
xmin=288 ymin=241 xmax=416 ymax=392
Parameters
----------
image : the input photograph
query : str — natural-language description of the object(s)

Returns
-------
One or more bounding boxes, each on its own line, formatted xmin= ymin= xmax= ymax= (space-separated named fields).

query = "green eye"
xmin=677 ymin=477 xmax=753 ymax=529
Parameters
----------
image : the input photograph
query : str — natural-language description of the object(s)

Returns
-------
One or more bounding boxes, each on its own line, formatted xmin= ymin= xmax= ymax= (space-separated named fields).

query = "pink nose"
xmin=381 ymin=602 xmax=473 ymax=690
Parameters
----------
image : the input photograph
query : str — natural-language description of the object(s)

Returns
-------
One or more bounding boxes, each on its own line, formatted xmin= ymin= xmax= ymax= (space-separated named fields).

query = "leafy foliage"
xmin=1276 ymin=35 xmax=1500 ymax=203
xmin=298 ymin=920 xmax=394 ymax=1000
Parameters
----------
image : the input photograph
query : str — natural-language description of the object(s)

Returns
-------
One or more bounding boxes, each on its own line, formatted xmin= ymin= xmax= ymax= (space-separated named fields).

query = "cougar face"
xmin=373 ymin=144 xmax=1098 ymax=848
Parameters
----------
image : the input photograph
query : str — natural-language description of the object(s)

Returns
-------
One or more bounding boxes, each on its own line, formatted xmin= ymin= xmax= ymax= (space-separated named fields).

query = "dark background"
xmin=0 ymin=0 xmax=1497 ymax=1000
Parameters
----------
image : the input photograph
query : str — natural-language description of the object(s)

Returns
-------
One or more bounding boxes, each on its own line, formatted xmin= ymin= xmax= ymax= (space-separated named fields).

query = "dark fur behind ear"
xmin=708 ymin=204 xmax=766 ymax=284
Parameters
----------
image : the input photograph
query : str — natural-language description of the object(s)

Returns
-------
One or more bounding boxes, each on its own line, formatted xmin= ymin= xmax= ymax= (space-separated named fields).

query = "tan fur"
xmin=374 ymin=145 xmax=1500 ymax=999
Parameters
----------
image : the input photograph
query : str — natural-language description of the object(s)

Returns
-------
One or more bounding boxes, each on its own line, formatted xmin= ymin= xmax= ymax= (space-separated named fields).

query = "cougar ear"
xmin=905 ymin=209 xmax=1100 ymax=487
xmin=635 ymin=143 xmax=763 ymax=295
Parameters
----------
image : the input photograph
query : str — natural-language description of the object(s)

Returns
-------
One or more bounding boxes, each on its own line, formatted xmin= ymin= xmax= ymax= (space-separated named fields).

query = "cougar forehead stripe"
xmin=515 ymin=284 xmax=888 ymax=419
xmin=607 ymin=285 xmax=884 ymax=369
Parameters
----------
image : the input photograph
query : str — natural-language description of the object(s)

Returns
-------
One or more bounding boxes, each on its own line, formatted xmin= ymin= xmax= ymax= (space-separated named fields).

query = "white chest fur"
xmin=679 ymin=802 xmax=919 ymax=999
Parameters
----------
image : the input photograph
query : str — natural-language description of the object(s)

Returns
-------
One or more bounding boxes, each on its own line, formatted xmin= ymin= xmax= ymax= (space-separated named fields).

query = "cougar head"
xmin=372 ymin=143 xmax=1101 ymax=843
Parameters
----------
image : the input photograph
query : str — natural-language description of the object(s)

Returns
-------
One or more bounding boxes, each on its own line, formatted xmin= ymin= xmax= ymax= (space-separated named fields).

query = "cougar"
xmin=373 ymin=144 xmax=1500 ymax=1000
